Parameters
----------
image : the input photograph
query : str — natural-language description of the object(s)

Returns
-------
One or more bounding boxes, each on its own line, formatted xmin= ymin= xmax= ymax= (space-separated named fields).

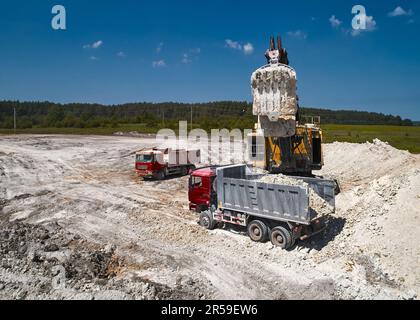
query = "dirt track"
xmin=0 ymin=135 xmax=419 ymax=300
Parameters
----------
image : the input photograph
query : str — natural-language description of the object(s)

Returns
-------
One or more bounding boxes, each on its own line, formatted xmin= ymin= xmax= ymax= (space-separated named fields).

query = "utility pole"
xmin=190 ymin=105 xmax=193 ymax=131
xmin=162 ymin=111 xmax=165 ymax=127
xmin=13 ymin=107 xmax=16 ymax=134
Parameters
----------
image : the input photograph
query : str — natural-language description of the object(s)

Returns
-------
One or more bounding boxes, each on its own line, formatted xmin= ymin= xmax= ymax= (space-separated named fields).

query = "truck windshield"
xmin=190 ymin=176 xmax=202 ymax=188
xmin=136 ymin=154 xmax=154 ymax=163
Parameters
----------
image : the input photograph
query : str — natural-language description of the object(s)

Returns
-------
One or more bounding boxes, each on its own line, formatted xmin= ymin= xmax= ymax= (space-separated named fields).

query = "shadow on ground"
xmin=214 ymin=216 xmax=346 ymax=252
xmin=297 ymin=216 xmax=346 ymax=251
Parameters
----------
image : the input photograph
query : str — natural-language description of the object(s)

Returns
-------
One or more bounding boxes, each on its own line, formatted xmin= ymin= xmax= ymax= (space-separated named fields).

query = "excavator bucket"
xmin=251 ymin=36 xmax=297 ymax=137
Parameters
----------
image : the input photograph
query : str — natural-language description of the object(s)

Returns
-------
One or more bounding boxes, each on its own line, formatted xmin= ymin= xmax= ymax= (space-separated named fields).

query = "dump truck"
xmin=136 ymin=148 xmax=200 ymax=180
xmin=189 ymin=164 xmax=335 ymax=249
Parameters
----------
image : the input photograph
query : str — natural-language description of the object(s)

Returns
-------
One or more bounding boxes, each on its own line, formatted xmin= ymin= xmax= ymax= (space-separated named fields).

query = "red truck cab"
xmin=135 ymin=150 xmax=164 ymax=179
xmin=188 ymin=167 xmax=216 ymax=212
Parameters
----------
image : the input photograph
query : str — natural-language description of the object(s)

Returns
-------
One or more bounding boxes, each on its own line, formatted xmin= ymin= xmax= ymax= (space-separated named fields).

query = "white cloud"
xmin=225 ymin=39 xmax=254 ymax=54
xmin=351 ymin=15 xmax=377 ymax=36
xmin=116 ymin=51 xmax=126 ymax=58
xmin=388 ymin=6 xmax=413 ymax=17
xmin=156 ymin=42 xmax=164 ymax=53
xmin=225 ymin=39 xmax=242 ymax=50
xmin=329 ymin=15 xmax=342 ymax=28
xmin=181 ymin=53 xmax=191 ymax=64
xmin=243 ymin=43 xmax=254 ymax=55
xmin=181 ymin=48 xmax=201 ymax=64
xmin=92 ymin=40 xmax=103 ymax=49
xmin=83 ymin=40 xmax=103 ymax=49
xmin=190 ymin=47 xmax=201 ymax=54
xmin=408 ymin=19 xmax=415 ymax=24
xmin=287 ymin=30 xmax=307 ymax=39
xmin=89 ymin=56 xmax=98 ymax=61
xmin=152 ymin=60 xmax=166 ymax=68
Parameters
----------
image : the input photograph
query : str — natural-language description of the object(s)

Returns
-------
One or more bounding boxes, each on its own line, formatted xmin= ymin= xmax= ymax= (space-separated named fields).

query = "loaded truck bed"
xmin=217 ymin=165 xmax=335 ymax=225
xmin=189 ymin=164 xmax=336 ymax=249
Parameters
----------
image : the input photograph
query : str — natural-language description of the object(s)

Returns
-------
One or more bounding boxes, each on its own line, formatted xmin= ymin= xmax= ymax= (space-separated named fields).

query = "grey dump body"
xmin=216 ymin=164 xmax=335 ymax=225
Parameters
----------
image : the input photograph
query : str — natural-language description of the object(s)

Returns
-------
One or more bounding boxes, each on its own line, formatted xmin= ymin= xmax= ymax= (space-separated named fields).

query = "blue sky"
xmin=0 ymin=0 xmax=419 ymax=120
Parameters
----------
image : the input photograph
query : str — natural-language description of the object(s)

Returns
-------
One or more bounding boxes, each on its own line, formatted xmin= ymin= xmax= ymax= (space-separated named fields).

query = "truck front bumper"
xmin=136 ymin=170 xmax=157 ymax=178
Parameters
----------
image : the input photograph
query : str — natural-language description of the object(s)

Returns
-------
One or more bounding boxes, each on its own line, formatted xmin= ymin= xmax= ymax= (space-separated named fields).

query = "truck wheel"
xmin=270 ymin=226 xmax=292 ymax=250
xmin=247 ymin=220 xmax=268 ymax=243
xmin=181 ymin=166 xmax=188 ymax=176
xmin=157 ymin=171 xmax=165 ymax=180
xmin=199 ymin=211 xmax=216 ymax=230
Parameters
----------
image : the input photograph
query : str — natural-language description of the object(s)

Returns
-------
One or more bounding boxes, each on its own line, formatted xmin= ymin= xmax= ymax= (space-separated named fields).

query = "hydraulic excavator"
xmin=249 ymin=36 xmax=323 ymax=176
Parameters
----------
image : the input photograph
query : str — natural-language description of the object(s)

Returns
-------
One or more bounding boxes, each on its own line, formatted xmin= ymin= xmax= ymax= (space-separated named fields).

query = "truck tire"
xmin=157 ymin=171 xmax=165 ymax=180
xmin=247 ymin=220 xmax=269 ymax=243
xmin=199 ymin=211 xmax=216 ymax=230
xmin=270 ymin=226 xmax=293 ymax=250
xmin=181 ymin=166 xmax=188 ymax=176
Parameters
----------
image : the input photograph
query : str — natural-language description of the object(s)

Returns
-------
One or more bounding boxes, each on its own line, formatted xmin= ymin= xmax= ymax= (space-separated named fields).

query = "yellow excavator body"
xmin=249 ymin=118 xmax=323 ymax=175
xmin=266 ymin=122 xmax=323 ymax=174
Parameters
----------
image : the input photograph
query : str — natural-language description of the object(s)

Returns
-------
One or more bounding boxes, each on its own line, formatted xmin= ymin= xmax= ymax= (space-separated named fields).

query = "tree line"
xmin=0 ymin=100 xmax=414 ymax=131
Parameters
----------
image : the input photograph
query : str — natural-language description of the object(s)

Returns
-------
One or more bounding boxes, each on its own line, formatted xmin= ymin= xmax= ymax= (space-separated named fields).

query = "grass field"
xmin=1 ymin=124 xmax=419 ymax=154
xmin=0 ymin=124 xmax=154 ymax=136
xmin=322 ymin=125 xmax=420 ymax=153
